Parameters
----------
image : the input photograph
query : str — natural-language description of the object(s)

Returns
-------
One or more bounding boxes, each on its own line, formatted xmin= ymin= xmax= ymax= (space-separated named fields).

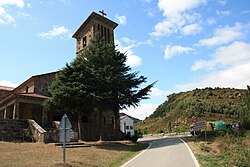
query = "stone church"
xmin=0 ymin=11 xmax=122 ymax=141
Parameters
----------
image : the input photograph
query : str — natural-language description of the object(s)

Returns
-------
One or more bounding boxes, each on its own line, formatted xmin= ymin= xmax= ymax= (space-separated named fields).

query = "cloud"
xmin=121 ymin=103 xmax=159 ymax=120
xmin=0 ymin=80 xmax=18 ymax=88
xmin=216 ymin=10 xmax=231 ymax=16
xmin=241 ymin=10 xmax=250 ymax=15
xmin=150 ymin=0 xmax=206 ymax=37
xmin=217 ymin=0 xmax=227 ymax=6
xmin=115 ymin=39 xmax=142 ymax=67
xmin=140 ymin=0 xmax=152 ymax=3
xmin=164 ymin=45 xmax=194 ymax=59
xmin=192 ymin=41 xmax=250 ymax=71
xmin=198 ymin=23 xmax=245 ymax=46
xmin=181 ymin=23 xmax=203 ymax=35
xmin=178 ymin=41 xmax=250 ymax=91
xmin=115 ymin=14 xmax=127 ymax=25
xmin=115 ymin=37 xmax=152 ymax=67
xmin=39 ymin=25 xmax=70 ymax=39
xmin=150 ymin=87 xmax=169 ymax=97
xmin=207 ymin=17 xmax=216 ymax=25
xmin=0 ymin=0 xmax=25 ymax=25
xmin=177 ymin=63 xmax=250 ymax=91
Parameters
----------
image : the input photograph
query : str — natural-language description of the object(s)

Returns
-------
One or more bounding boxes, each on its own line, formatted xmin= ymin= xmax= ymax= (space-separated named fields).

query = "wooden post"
xmin=42 ymin=107 xmax=48 ymax=126
xmin=12 ymin=102 xmax=20 ymax=119
xmin=4 ymin=106 xmax=7 ymax=119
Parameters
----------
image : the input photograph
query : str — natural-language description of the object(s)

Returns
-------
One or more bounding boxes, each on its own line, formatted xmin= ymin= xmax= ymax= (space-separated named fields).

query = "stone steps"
xmin=52 ymin=142 xmax=91 ymax=148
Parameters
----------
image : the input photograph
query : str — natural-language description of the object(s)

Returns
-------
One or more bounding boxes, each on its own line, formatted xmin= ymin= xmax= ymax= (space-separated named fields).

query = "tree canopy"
xmin=46 ymin=35 xmax=155 ymax=114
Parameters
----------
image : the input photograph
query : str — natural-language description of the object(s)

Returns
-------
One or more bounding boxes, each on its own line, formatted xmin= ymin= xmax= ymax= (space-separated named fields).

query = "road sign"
xmin=193 ymin=121 xmax=206 ymax=130
xmin=59 ymin=114 xmax=72 ymax=165
xmin=59 ymin=114 xmax=72 ymax=143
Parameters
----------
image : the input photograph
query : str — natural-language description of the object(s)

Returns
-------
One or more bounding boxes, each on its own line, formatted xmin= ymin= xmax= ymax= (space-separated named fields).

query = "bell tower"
xmin=72 ymin=11 xmax=118 ymax=55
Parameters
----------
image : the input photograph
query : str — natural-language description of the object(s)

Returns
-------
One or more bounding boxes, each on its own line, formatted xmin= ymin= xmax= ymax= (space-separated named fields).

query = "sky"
xmin=0 ymin=0 xmax=250 ymax=120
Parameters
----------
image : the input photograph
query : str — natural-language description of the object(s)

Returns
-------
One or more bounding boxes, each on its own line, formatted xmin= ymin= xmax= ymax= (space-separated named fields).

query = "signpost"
xmin=59 ymin=114 xmax=72 ymax=166
xmin=194 ymin=120 xmax=207 ymax=141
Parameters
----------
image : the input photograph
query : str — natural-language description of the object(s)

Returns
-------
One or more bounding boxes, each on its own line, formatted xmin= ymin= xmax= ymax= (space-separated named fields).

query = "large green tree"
xmin=46 ymin=36 xmax=155 ymax=140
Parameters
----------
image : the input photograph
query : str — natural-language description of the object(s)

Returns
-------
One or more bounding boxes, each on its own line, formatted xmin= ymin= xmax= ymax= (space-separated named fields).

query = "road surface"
xmin=122 ymin=137 xmax=199 ymax=167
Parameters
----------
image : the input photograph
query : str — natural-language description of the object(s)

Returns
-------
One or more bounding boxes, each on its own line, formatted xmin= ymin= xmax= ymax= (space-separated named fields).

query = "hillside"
xmin=136 ymin=87 xmax=247 ymax=134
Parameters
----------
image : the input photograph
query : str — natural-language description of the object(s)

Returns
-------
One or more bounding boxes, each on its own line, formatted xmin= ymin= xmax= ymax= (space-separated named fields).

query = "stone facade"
xmin=72 ymin=12 xmax=118 ymax=55
xmin=0 ymin=12 xmax=123 ymax=142
xmin=0 ymin=119 xmax=45 ymax=142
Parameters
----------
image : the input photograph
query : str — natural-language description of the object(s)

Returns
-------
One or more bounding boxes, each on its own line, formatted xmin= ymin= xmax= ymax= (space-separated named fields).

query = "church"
xmin=0 ymin=11 xmax=123 ymax=141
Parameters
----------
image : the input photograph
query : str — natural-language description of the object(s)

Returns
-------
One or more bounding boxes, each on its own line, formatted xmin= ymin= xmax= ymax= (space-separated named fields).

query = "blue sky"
xmin=1 ymin=0 xmax=250 ymax=119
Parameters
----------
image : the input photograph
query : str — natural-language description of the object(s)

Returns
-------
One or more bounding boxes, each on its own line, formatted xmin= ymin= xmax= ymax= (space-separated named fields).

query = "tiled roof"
xmin=0 ymin=86 xmax=14 ymax=91
xmin=120 ymin=115 xmax=127 ymax=120
xmin=18 ymin=93 xmax=49 ymax=99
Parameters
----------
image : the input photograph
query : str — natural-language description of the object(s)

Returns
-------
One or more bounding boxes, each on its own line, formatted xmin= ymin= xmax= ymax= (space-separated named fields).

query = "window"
xmin=25 ymin=86 xmax=29 ymax=93
xmin=126 ymin=126 xmax=129 ymax=130
xmin=130 ymin=126 xmax=133 ymax=130
xmin=83 ymin=36 xmax=87 ymax=47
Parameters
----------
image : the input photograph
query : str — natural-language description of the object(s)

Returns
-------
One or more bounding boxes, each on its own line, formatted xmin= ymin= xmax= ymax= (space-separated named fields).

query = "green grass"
xmin=196 ymin=132 xmax=250 ymax=167
xmin=109 ymin=143 xmax=149 ymax=167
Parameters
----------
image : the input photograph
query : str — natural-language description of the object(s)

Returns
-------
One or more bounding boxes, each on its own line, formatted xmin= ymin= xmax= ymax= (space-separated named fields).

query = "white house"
xmin=120 ymin=115 xmax=134 ymax=136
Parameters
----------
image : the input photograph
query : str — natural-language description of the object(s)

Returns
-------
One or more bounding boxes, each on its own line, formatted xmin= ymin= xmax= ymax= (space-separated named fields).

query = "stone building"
xmin=0 ymin=11 xmax=121 ymax=141
xmin=72 ymin=11 xmax=118 ymax=55
xmin=0 ymin=72 xmax=56 ymax=126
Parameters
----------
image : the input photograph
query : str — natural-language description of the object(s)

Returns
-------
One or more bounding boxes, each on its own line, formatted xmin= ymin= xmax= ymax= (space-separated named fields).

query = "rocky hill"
xmin=135 ymin=87 xmax=247 ymax=134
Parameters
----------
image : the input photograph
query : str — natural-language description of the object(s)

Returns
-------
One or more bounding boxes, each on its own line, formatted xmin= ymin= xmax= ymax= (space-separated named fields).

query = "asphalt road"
xmin=122 ymin=137 xmax=199 ymax=167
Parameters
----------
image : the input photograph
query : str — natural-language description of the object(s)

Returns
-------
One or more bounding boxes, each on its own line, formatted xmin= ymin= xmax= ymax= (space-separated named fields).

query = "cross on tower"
xmin=99 ymin=10 xmax=107 ymax=17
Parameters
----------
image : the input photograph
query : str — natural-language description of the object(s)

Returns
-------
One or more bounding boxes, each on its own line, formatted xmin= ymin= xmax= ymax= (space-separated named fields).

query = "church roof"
xmin=72 ymin=12 xmax=118 ymax=38
xmin=0 ymin=86 xmax=14 ymax=91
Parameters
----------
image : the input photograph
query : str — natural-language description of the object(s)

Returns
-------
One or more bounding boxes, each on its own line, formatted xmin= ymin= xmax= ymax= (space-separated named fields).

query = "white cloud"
xmin=0 ymin=80 xmax=18 ymax=88
xmin=115 ymin=37 xmax=152 ymax=67
xmin=39 ymin=25 xmax=70 ymax=39
xmin=115 ymin=14 xmax=127 ymax=25
xmin=121 ymin=103 xmax=159 ymax=120
xmin=164 ymin=45 xmax=194 ymax=59
xmin=241 ymin=10 xmax=250 ymax=15
xmin=207 ymin=17 xmax=216 ymax=25
xmin=150 ymin=87 xmax=169 ymax=97
xmin=140 ymin=0 xmax=152 ymax=3
xmin=179 ymin=41 xmax=250 ymax=91
xmin=192 ymin=41 xmax=250 ymax=71
xmin=0 ymin=0 xmax=25 ymax=25
xmin=0 ymin=0 xmax=25 ymax=8
xmin=177 ymin=63 xmax=250 ymax=91
xmin=216 ymin=10 xmax=231 ymax=16
xmin=217 ymin=0 xmax=227 ymax=6
xmin=198 ymin=23 xmax=244 ymax=46
xmin=181 ymin=23 xmax=202 ymax=35
xmin=150 ymin=0 xmax=206 ymax=37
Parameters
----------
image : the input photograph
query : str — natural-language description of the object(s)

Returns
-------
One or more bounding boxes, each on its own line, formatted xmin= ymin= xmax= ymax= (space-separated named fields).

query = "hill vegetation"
xmin=136 ymin=87 xmax=247 ymax=134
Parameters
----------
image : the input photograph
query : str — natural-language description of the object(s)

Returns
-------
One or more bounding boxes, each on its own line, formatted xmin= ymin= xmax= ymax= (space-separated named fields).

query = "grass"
xmin=0 ymin=141 xmax=148 ymax=167
xmin=183 ymin=130 xmax=250 ymax=167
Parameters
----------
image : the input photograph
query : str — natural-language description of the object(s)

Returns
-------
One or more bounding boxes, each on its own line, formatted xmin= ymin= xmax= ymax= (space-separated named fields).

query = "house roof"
xmin=120 ymin=115 xmax=127 ymax=120
xmin=18 ymin=93 xmax=49 ymax=99
xmin=13 ymin=71 xmax=57 ymax=92
xmin=0 ymin=86 xmax=14 ymax=91
xmin=72 ymin=12 xmax=118 ymax=38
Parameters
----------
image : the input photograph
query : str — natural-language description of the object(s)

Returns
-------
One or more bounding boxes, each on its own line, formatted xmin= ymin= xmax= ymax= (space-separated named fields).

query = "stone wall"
xmin=34 ymin=72 xmax=56 ymax=97
xmin=0 ymin=119 xmax=46 ymax=142
xmin=0 ymin=89 xmax=12 ymax=101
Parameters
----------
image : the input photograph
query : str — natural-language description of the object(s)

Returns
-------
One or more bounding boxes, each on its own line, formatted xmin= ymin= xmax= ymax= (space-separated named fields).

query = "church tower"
xmin=72 ymin=11 xmax=118 ymax=55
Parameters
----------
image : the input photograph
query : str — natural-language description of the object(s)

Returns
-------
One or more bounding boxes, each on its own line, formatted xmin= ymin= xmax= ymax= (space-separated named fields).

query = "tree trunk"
xmin=98 ymin=108 xmax=104 ymax=141
xmin=77 ymin=110 xmax=82 ymax=141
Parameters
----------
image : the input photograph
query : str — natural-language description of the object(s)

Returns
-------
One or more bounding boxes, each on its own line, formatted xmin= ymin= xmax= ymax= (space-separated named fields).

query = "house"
xmin=120 ymin=115 xmax=135 ymax=136
xmin=0 ymin=11 xmax=122 ymax=142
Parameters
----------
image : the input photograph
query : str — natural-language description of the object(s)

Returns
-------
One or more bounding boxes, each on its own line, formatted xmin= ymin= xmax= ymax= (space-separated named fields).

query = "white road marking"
xmin=179 ymin=138 xmax=200 ymax=167
xmin=120 ymin=143 xmax=152 ymax=167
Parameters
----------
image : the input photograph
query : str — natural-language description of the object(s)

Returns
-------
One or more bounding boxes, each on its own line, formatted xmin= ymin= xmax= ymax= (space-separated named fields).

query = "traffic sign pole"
xmin=59 ymin=114 xmax=72 ymax=166
xmin=63 ymin=115 xmax=66 ymax=166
